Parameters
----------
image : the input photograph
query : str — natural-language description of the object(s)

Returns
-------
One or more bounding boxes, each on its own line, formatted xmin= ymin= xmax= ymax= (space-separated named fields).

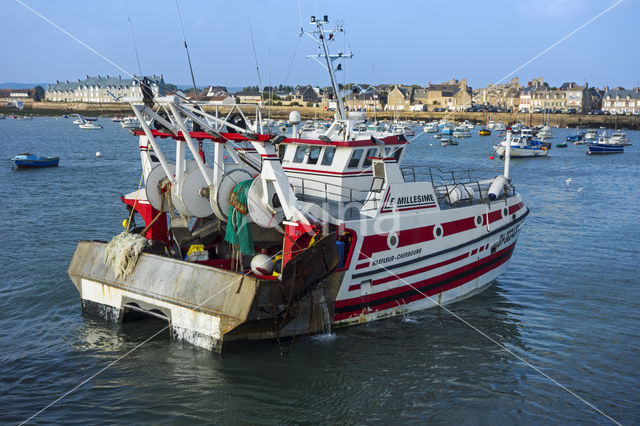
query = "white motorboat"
xmin=583 ymin=130 xmax=598 ymax=142
xmin=424 ymin=121 xmax=439 ymax=133
xmin=121 ymin=117 xmax=140 ymax=128
xmin=494 ymin=133 xmax=548 ymax=158
xmin=452 ymin=126 xmax=471 ymax=138
xmin=79 ymin=122 xmax=103 ymax=130
xmin=493 ymin=122 xmax=507 ymax=131
xmin=536 ymin=126 xmax=553 ymax=140
xmin=608 ymin=132 xmax=633 ymax=145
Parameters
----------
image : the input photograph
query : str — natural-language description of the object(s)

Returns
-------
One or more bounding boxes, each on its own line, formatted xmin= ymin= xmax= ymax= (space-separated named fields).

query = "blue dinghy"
xmin=12 ymin=153 xmax=60 ymax=168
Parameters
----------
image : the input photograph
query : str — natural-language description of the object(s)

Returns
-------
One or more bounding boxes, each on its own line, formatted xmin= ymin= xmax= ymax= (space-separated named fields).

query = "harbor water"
xmin=1 ymin=118 xmax=639 ymax=424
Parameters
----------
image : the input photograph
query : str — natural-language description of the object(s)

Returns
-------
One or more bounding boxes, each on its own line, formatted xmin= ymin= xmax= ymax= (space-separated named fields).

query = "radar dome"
xmin=289 ymin=110 xmax=301 ymax=124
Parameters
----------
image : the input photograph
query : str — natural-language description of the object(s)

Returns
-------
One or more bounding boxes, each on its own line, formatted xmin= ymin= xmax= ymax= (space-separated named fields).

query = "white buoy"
xmin=251 ymin=254 xmax=273 ymax=276
xmin=96 ymin=152 xmax=102 ymax=157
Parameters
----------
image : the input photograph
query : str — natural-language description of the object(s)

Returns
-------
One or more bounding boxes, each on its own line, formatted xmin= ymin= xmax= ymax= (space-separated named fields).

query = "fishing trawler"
xmin=68 ymin=16 xmax=528 ymax=352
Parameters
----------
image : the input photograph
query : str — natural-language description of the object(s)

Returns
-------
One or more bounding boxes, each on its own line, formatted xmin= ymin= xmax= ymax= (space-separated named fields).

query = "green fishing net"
xmin=224 ymin=179 xmax=255 ymax=255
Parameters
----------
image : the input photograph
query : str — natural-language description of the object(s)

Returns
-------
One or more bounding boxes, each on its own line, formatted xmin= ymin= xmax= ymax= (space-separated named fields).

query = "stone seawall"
xmin=3 ymin=101 xmax=639 ymax=129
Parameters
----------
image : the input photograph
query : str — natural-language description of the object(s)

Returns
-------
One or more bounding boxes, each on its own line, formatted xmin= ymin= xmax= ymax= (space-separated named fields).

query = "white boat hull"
xmin=333 ymin=198 xmax=527 ymax=325
xmin=494 ymin=145 xmax=548 ymax=158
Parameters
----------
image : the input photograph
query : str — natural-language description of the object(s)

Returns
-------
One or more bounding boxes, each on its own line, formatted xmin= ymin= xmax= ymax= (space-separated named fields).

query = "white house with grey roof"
xmin=602 ymin=87 xmax=640 ymax=115
xmin=45 ymin=75 xmax=165 ymax=103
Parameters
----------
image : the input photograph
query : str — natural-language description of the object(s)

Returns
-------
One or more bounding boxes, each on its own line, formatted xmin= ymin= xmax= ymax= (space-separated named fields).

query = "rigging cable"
xmin=243 ymin=0 xmax=263 ymax=90
xmin=175 ymin=0 xmax=200 ymax=103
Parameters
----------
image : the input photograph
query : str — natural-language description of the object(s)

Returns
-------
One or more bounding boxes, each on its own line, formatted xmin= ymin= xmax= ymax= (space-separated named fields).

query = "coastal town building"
xmin=529 ymin=82 xmax=590 ymax=113
xmin=292 ymin=85 xmax=319 ymax=104
xmin=186 ymin=89 xmax=235 ymax=105
xmin=518 ymin=78 xmax=590 ymax=113
xmin=386 ymin=85 xmax=412 ymax=111
xmin=0 ymin=88 xmax=42 ymax=102
xmin=235 ymin=90 xmax=262 ymax=104
xmin=602 ymin=87 xmax=640 ymax=115
xmin=45 ymin=75 xmax=166 ymax=103
xmin=205 ymin=86 xmax=230 ymax=97
xmin=410 ymin=88 xmax=429 ymax=110
xmin=385 ymin=85 xmax=429 ymax=111
xmin=344 ymin=92 xmax=384 ymax=111
xmin=426 ymin=78 xmax=472 ymax=111
xmin=474 ymin=77 xmax=522 ymax=109
xmin=518 ymin=77 xmax=548 ymax=112
xmin=589 ymin=87 xmax=605 ymax=111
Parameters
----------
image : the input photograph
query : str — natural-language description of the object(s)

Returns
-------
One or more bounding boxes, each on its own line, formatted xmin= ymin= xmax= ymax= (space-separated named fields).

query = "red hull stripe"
xmin=358 ymin=203 xmax=524 ymax=261
xmin=358 ymin=224 xmax=435 ymax=260
xmin=509 ymin=201 xmax=524 ymax=215
xmin=334 ymin=243 xmax=516 ymax=321
xmin=351 ymin=208 xmax=528 ymax=280
xmin=442 ymin=216 xmax=477 ymax=236
xmin=483 ymin=210 xmax=503 ymax=226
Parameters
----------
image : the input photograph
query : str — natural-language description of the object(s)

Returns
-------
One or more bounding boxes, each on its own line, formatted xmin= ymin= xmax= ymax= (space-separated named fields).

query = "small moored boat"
xmin=79 ymin=122 xmax=103 ymax=130
xmin=120 ymin=116 xmax=140 ymax=129
xmin=12 ymin=153 xmax=59 ymax=169
xmin=586 ymin=143 xmax=624 ymax=154
xmin=478 ymin=128 xmax=491 ymax=136
xmin=566 ymin=132 xmax=586 ymax=143
xmin=586 ymin=131 xmax=624 ymax=154
xmin=493 ymin=132 xmax=548 ymax=159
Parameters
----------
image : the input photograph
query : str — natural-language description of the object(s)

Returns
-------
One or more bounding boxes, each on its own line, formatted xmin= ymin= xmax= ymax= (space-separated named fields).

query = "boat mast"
xmin=305 ymin=15 xmax=351 ymax=121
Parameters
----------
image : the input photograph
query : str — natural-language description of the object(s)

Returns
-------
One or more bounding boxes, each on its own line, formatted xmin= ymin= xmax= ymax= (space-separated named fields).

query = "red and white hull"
xmin=333 ymin=199 xmax=526 ymax=325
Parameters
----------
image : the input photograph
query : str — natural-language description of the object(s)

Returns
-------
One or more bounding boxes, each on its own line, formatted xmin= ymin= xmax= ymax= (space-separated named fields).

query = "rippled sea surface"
xmin=1 ymin=118 xmax=638 ymax=424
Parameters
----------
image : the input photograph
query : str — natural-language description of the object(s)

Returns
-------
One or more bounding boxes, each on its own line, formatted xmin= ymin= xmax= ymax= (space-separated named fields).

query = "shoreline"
xmin=2 ymin=101 xmax=639 ymax=129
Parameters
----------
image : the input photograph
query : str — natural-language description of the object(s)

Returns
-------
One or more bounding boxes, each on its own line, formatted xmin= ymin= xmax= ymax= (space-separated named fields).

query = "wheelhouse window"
xmin=292 ymin=145 xmax=306 ymax=163
xmin=362 ymin=147 xmax=379 ymax=167
xmin=307 ymin=146 xmax=321 ymax=165
xmin=347 ymin=149 xmax=363 ymax=169
xmin=393 ymin=147 xmax=404 ymax=161
xmin=321 ymin=146 xmax=336 ymax=166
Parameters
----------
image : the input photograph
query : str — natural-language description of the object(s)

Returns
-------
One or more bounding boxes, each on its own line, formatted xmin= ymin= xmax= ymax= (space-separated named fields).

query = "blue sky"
xmin=3 ymin=0 xmax=639 ymax=89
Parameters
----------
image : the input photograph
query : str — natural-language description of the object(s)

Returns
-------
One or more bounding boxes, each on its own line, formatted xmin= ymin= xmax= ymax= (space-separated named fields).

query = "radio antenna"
xmin=174 ymin=0 xmax=199 ymax=103
xmin=125 ymin=2 xmax=142 ymax=76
